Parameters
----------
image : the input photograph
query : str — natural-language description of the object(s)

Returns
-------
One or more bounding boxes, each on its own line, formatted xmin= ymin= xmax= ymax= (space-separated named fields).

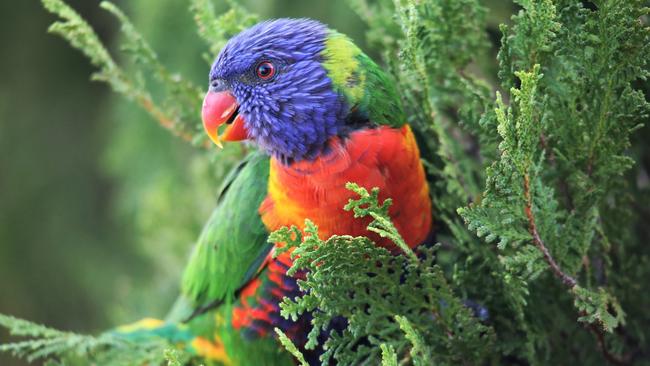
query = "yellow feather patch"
xmin=321 ymin=32 xmax=366 ymax=102
xmin=192 ymin=336 xmax=231 ymax=365
xmin=115 ymin=318 xmax=164 ymax=333
xmin=266 ymin=161 xmax=307 ymax=226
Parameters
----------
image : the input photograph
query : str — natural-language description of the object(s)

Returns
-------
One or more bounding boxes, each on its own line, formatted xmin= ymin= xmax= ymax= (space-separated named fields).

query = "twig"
xmin=522 ymin=174 xmax=631 ymax=365
xmin=134 ymin=92 xmax=211 ymax=149
xmin=523 ymin=174 xmax=576 ymax=288
xmin=586 ymin=320 xmax=631 ymax=366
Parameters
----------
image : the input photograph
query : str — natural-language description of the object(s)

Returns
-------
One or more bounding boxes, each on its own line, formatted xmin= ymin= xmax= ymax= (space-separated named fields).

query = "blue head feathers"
xmin=210 ymin=19 xmax=347 ymax=162
xmin=207 ymin=18 xmax=403 ymax=162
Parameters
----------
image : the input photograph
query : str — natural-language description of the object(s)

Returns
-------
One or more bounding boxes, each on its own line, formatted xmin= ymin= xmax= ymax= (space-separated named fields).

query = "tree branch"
xmin=522 ymin=173 xmax=631 ymax=365
xmin=134 ymin=93 xmax=207 ymax=147
xmin=523 ymin=174 xmax=576 ymax=288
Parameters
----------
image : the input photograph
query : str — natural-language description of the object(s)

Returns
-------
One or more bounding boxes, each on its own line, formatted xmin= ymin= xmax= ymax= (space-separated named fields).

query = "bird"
xmin=114 ymin=18 xmax=432 ymax=365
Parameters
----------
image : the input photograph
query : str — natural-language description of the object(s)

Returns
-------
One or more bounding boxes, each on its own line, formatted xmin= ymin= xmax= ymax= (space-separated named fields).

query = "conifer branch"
xmin=344 ymin=183 xmax=418 ymax=261
xmin=379 ymin=343 xmax=398 ymax=366
xmin=42 ymin=0 xmax=212 ymax=147
xmin=274 ymin=329 xmax=309 ymax=366
xmin=522 ymin=174 xmax=576 ymax=289
xmin=587 ymin=321 xmax=631 ymax=366
xmin=273 ymin=188 xmax=494 ymax=364
xmin=126 ymin=86 xmax=202 ymax=146
xmin=523 ymin=174 xmax=632 ymax=366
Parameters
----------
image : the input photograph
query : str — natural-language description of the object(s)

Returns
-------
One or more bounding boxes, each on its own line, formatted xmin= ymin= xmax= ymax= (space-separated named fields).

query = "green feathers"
xmin=321 ymin=31 xmax=405 ymax=127
xmin=181 ymin=152 xmax=271 ymax=307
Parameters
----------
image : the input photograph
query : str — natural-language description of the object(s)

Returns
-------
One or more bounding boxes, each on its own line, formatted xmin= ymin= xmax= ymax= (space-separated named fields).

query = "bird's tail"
xmin=109 ymin=315 xmax=232 ymax=365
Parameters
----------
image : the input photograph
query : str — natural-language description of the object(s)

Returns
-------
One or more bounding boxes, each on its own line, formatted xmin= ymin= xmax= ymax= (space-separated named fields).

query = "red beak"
xmin=201 ymin=90 xmax=249 ymax=148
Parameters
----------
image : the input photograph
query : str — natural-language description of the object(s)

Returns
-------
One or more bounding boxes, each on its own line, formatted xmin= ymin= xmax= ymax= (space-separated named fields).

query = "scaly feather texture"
xmin=261 ymin=125 xmax=431 ymax=249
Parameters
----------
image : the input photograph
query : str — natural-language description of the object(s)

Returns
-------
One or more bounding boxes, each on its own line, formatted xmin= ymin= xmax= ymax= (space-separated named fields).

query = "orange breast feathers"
xmin=259 ymin=125 xmax=432 ymax=250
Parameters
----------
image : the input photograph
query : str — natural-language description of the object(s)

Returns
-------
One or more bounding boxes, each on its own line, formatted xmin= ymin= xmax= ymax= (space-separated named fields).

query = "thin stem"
xmin=523 ymin=174 xmax=576 ymax=288
xmin=132 ymin=89 xmax=211 ymax=148
xmin=522 ymin=173 xmax=632 ymax=365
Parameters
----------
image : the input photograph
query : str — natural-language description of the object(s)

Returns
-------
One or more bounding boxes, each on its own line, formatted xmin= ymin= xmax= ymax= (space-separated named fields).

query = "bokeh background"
xmin=2 ymin=1 xmax=647 ymax=366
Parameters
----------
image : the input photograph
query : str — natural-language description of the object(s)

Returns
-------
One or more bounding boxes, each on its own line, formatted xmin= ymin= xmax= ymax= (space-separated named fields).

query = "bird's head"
xmin=201 ymin=18 xmax=404 ymax=162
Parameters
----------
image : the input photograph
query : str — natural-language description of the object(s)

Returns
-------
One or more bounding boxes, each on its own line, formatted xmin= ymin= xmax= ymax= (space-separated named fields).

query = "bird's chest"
xmin=258 ymin=125 xmax=432 ymax=250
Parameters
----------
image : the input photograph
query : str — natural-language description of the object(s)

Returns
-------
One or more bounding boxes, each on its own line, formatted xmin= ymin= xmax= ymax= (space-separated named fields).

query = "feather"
xmin=262 ymin=125 xmax=432 ymax=250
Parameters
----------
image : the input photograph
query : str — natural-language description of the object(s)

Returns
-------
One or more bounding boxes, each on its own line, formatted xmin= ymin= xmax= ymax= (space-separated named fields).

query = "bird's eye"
xmin=256 ymin=61 xmax=276 ymax=80
xmin=210 ymin=79 xmax=224 ymax=91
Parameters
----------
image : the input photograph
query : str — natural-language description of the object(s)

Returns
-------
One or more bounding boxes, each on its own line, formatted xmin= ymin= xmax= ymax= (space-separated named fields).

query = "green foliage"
xmin=191 ymin=0 xmax=259 ymax=59
xmin=344 ymin=183 xmax=417 ymax=261
xmin=394 ymin=315 xmax=430 ymax=365
xmin=41 ymin=0 xmax=205 ymax=146
xmin=0 ymin=314 xmax=171 ymax=365
xmin=274 ymin=329 xmax=309 ymax=366
xmin=353 ymin=0 xmax=649 ymax=363
xmin=163 ymin=348 xmax=194 ymax=366
xmin=379 ymin=343 xmax=397 ymax=366
xmin=572 ymin=285 xmax=625 ymax=332
xmin=1 ymin=0 xmax=649 ymax=365
xmin=0 ymin=314 xmax=115 ymax=363
xmin=271 ymin=185 xmax=494 ymax=365
xmin=100 ymin=0 xmax=249 ymax=323
xmin=456 ymin=1 xmax=649 ymax=362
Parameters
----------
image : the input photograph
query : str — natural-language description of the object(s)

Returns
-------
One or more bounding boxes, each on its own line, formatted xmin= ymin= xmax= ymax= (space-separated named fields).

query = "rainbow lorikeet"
xmin=115 ymin=18 xmax=432 ymax=365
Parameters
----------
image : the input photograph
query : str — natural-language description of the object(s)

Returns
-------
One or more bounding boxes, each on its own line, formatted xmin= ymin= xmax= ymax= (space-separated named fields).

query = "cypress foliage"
xmin=1 ymin=0 xmax=648 ymax=365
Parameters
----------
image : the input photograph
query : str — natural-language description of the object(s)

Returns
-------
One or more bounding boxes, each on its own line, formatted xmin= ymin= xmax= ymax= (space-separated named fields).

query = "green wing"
xmin=113 ymin=151 xmax=294 ymax=365
xmin=180 ymin=151 xmax=271 ymax=311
